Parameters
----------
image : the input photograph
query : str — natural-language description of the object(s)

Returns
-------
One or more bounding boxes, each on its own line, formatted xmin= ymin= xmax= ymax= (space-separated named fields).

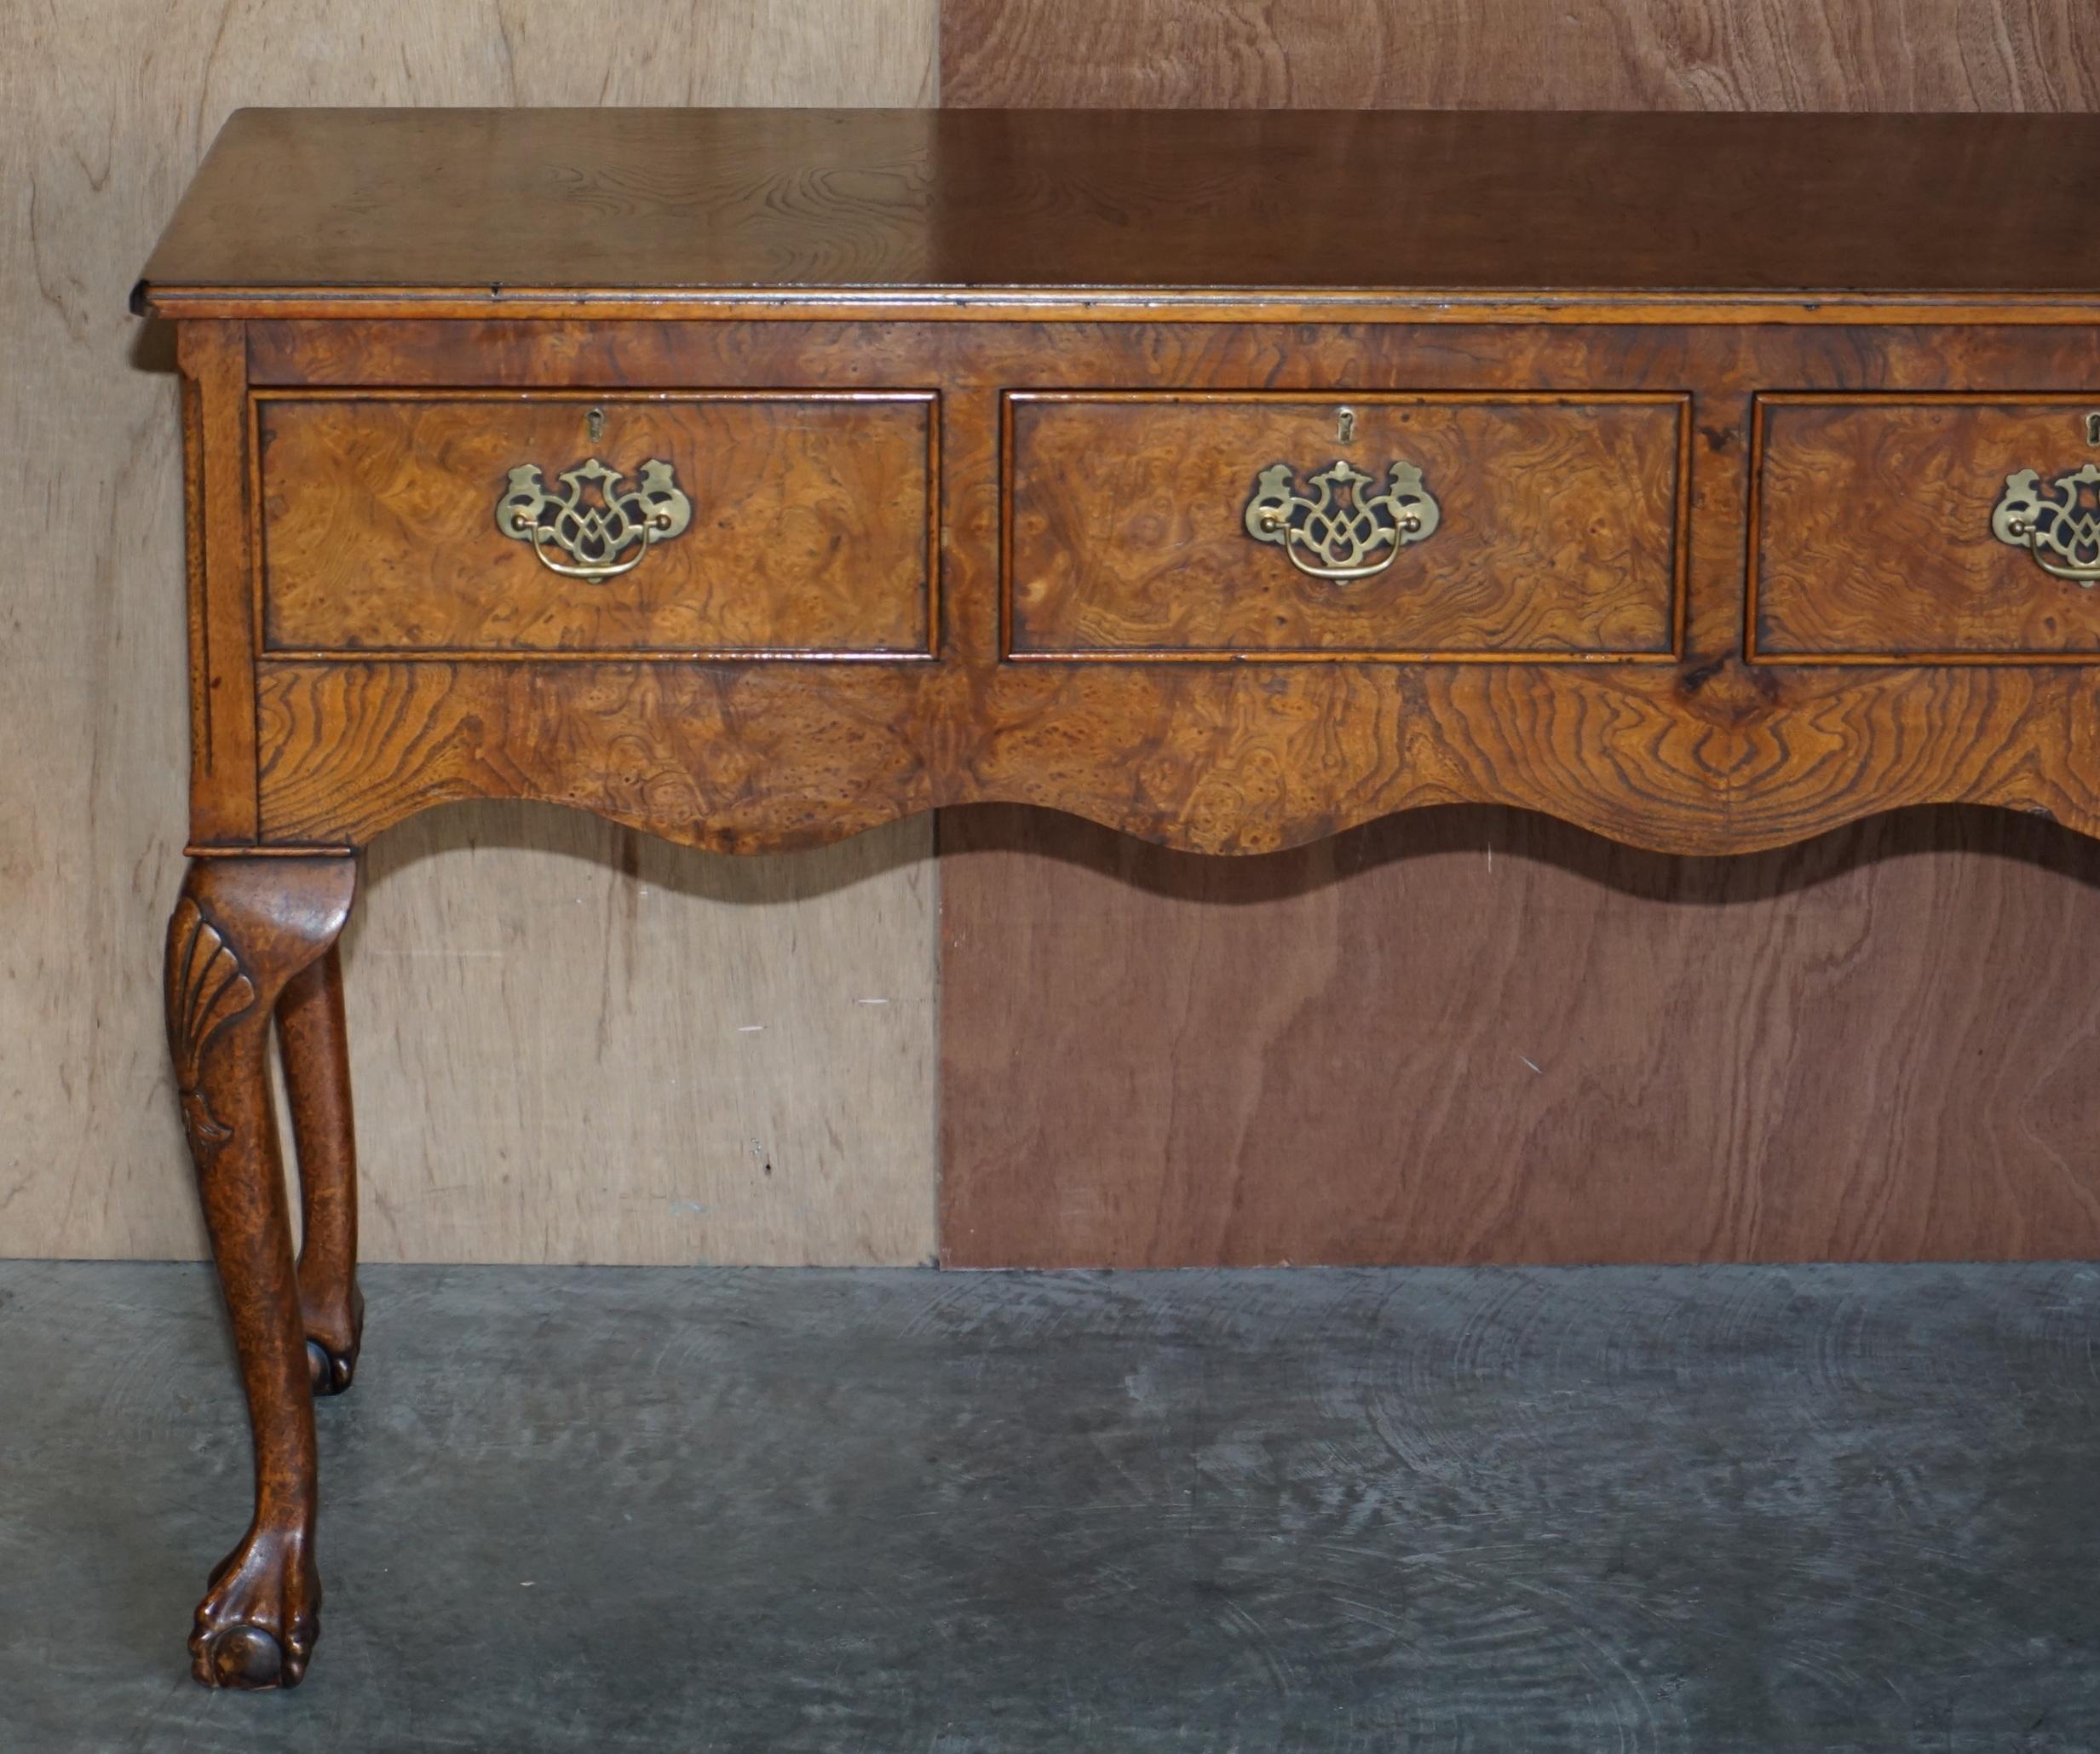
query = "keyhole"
xmin=1337 ymin=407 xmax=1355 ymax=445
xmin=586 ymin=406 xmax=606 ymax=446
xmin=2086 ymin=411 xmax=2099 ymax=447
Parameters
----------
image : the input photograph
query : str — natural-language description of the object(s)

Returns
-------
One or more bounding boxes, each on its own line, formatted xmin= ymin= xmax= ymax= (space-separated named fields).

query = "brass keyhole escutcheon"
xmin=2086 ymin=411 xmax=2099 ymax=447
xmin=1336 ymin=406 xmax=1355 ymax=445
xmin=586 ymin=406 xmax=606 ymax=446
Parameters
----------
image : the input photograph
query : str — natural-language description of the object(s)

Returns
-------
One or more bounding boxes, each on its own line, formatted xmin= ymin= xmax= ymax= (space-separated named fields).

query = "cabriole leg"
xmin=279 ymin=944 xmax=364 ymax=1395
xmin=166 ymin=854 xmax=357 ymax=1690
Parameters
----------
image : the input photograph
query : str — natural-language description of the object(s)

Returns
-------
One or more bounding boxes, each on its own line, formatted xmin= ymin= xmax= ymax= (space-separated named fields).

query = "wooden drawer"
xmin=257 ymin=391 xmax=937 ymax=658
xmin=1752 ymin=395 xmax=2100 ymax=662
xmin=1002 ymin=392 xmax=1688 ymax=661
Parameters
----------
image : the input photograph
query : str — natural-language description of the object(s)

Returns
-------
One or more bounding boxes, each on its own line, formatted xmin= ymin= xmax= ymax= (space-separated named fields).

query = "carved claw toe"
xmin=307 ymin=1336 xmax=359 ymax=1396
xmin=304 ymin=1284 xmax=365 ymax=1396
xmin=190 ymin=1532 xmax=319 ymax=1690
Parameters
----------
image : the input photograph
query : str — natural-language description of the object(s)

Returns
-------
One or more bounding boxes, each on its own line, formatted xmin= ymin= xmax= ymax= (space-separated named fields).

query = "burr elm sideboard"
xmin=138 ymin=107 xmax=2100 ymax=1690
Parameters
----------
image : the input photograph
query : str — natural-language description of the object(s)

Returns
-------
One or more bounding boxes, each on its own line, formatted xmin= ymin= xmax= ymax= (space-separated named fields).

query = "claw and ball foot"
xmin=168 ymin=856 xmax=357 ymax=1688
xmin=190 ymin=1526 xmax=320 ymax=1688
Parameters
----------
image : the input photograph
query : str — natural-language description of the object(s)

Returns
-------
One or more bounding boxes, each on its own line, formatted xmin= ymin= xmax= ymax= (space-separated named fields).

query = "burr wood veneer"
xmin=139 ymin=106 xmax=2100 ymax=1688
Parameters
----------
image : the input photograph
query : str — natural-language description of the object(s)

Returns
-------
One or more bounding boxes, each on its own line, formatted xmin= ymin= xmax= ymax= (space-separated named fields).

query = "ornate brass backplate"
xmin=1244 ymin=457 xmax=1441 ymax=581
xmin=495 ymin=457 xmax=693 ymax=581
xmin=1993 ymin=462 xmax=2100 ymax=585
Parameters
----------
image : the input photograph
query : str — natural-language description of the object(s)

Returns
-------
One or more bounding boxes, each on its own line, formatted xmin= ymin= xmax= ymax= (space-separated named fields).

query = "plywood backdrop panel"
xmin=940 ymin=807 xmax=2100 ymax=1266
xmin=0 ymin=1 xmax=938 ymax=1264
xmin=942 ymin=0 xmax=2100 ymax=110
xmin=935 ymin=0 xmax=2100 ymax=1267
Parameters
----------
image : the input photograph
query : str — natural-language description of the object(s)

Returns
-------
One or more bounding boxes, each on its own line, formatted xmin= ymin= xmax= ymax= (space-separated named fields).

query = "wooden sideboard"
xmin=138 ymin=107 xmax=2100 ymax=1690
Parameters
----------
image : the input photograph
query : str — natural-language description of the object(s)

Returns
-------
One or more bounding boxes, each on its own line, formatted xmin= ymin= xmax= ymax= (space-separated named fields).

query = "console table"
xmin=137 ymin=107 xmax=2100 ymax=1690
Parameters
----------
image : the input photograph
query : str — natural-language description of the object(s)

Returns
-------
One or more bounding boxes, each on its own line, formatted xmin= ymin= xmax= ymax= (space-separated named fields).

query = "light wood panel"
xmin=343 ymin=808 xmax=935 ymax=1266
xmin=942 ymin=0 xmax=2098 ymax=110
xmin=0 ymin=0 xmax=938 ymax=1263
xmin=936 ymin=0 xmax=2100 ymax=1267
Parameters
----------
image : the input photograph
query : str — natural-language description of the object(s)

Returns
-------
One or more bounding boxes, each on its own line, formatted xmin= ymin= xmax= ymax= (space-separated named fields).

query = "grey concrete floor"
xmin=2 ymin=1262 xmax=2097 ymax=1751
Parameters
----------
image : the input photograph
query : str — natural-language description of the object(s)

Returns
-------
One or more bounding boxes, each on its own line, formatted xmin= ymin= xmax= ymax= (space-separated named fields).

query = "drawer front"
xmin=1003 ymin=393 xmax=1687 ymax=660
xmin=1753 ymin=396 xmax=2100 ymax=661
xmin=258 ymin=392 xmax=936 ymax=658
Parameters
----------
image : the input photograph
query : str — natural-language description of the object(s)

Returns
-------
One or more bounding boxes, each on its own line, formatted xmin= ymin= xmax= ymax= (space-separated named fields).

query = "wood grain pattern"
xmin=164 ymin=854 xmax=355 ymax=1688
xmin=259 ymin=393 xmax=935 ymax=657
xmin=179 ymin=323 xmax=261 ymax=841
xmin=256 ymin=661 xmax=934 ymax=853
xmin=1754 ymin=396 xmax=2100 ymax=658
xmin=939 ymin=802 xmax=2100 ymax=1266
xmin=332 ymin=804 xmax=935 ymax=1269
xmin=0 ymin=0 xmax=938 ymax=1266
xmin=236 ymin=314 xmax=2100 ymax=861
xmin=138 ymin=108 xmax=2100 ymax=319
xmin=276 ymin=942 xmax=364 ymax=1393
xmin=252 ymin=653 xmax=2100 ymax=857
xmin=941 ymin=0 xmax=2100 ymax=111
xmin=1006 ymin=393 xmax=1683 ymax=658
xmin=936 ymin=0 xmax=2100 ymax=1270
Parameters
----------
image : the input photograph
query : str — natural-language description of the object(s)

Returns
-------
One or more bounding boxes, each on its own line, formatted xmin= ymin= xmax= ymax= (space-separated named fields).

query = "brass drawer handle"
xmin=495 ymin=457 xmax=693 ymax=581
xmin=1244 ymin=457 xmax=1441 ymax=581
xmin=1992 ymin=463 xmax=2100 ymax=585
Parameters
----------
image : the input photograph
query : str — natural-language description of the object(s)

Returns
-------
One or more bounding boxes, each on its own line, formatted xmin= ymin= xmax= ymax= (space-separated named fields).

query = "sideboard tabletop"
xmin=135 ymin=107 xmax=2100 ymax=321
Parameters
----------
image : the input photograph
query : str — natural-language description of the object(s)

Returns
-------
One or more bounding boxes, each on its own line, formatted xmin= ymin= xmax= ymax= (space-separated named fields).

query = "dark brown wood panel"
xmin=1006 ymin=394 xmax=1684 ymax=658
xmin=942 ymin=1 xmax=2100 ymax=112
xmin=258 ymin=393 xmax=934 ymax=657
xmin=938 ymin=802 xmax=2100 ymax=1267
xmin=1754 ymin=396 xmax=2100 ymax=660
xmin=138 ymin=107 xmax=2100 ymax=319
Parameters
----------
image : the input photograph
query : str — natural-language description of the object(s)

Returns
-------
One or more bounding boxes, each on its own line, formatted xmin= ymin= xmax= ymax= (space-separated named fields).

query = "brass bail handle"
xmin=524 ymin=515 xmax=667 ymax=581
xmin=1991 ymin=413 xmax=2100 ymax=586
xmin=494 ymin=454 xmax=694 ymax=583
xmin=1243 ymin=452 xmax=1441 ymax=582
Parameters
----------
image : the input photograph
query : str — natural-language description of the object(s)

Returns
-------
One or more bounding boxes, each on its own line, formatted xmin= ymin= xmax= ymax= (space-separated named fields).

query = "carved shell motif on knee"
xmin=167 ymin=896 xmax=259 ymax=1150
